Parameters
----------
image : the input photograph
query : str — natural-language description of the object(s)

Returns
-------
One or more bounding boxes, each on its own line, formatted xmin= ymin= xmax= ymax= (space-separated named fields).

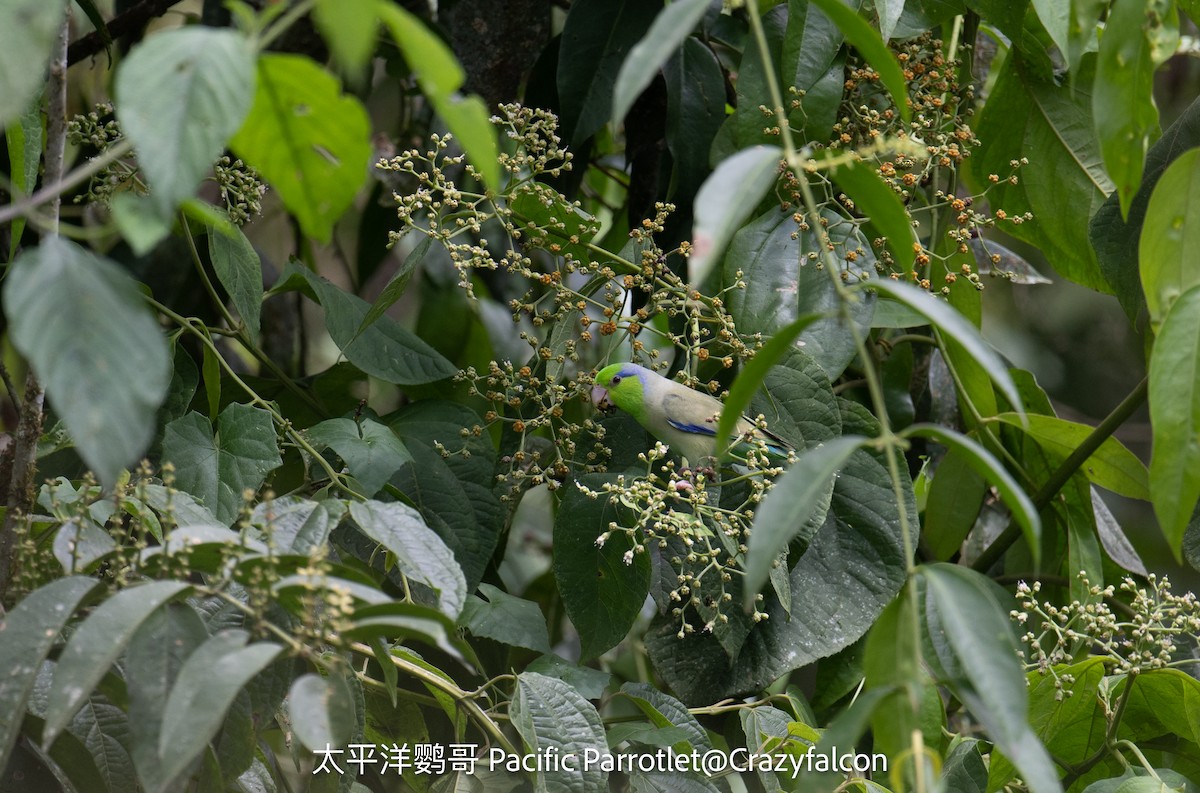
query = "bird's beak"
xmin=591 ymin=385 xmax=612 ymax=411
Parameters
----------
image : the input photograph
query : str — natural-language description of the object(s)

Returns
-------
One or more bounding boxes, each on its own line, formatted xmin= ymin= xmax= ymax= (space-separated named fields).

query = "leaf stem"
xmin=972 ymin=376 xmax=1148 ymax=572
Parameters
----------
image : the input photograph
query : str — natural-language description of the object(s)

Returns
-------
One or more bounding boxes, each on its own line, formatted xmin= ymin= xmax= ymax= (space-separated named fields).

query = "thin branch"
xmin=0 ymin=12 xmax=70 ymax=599
xmin=67 ymin=0 xmax=185 ymax=66
xmin=971 ymin=376 xmax=1149 ymax=573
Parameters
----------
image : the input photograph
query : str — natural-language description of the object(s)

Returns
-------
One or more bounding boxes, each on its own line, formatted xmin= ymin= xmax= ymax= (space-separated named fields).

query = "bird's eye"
xmin=611 ymin=375 xmax=622 ymax=385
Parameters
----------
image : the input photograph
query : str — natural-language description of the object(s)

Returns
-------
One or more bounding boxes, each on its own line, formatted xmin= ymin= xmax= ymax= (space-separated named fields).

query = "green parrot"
xmin=590 ymin=362 xmax=793 ymax=466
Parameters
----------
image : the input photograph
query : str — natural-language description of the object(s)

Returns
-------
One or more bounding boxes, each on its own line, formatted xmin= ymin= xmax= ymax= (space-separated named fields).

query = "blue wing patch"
xmin=667 ymin=418 xmax=718 ymax=436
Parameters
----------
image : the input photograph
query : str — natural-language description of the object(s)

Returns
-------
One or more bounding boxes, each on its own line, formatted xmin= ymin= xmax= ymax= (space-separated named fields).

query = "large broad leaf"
xmin=991 ymin=413 xmax=1149 ymax=500
xmin=1093 ymin=0 xmax=1176 ymax=217
xmin=296 ymin=267 xmax=456 ymax=385
xmin=690 ymin=145 xmax=782 ymax=288
xmin=230 ymin=54 xmax=371 ymax=242
xmin=376 ymin=3 xmax=500 ymax=191
xmin=308 ymin=417 xmax=412 ymax=497
xmin=724 ymin=209 xmax=876 ymax=378
xmin=125 ymin=602 xmax=210 ymax=793
xmin=557 ymin=0 xmax=662 ymax=145
xmin=0 ymin=0 xmax=68 ymax=127
xmin=612 ymin=0 xmax=710 ymax=124
xmin=42 ymin=581 xmax=192 ymax=746
xmin=663 ymin=37 xmax=726 ymax=201
xmin=553 ymin=474 xmax=651 ymax=660
xmin=921 ymin=564 xmax=1062 ymax=793
xmin=349 ymin=500 xmax=467 ymax=619
xmin=783 ymin=0 xmax=845 ymax=145
xmin=1091 ymin=97 xmax=1200 ymax=319
xmin=460 ymin=583 xmax=552 ymax=654
xmin=1139 ymin=147 xmax=1200 ymax=332
xmin=287 ymin=672 xmax=356 ymax=752
xmin=742 ymin=435 xmax=865 ymax=601
xmin=386 ymin=401 xmax=503 ymax=592
xmin=251 ymin=496 xmax=337 ymax=555
xmin=157 ymin=630 xmax=282 ymax=786
xmin=3 ymin=238 xmax=171 ymax=487
xmin=809 ymin=0 xmax=910 ymax=123
xmin=511 ymin=673 xmax=609 ymax=792
xmin=969 ymin=52 xmax=1112 ymax=292
xmin=866 ymin=279 xmax=1024 ymax=415
xmin=161 ymin=405 xmax=282 ymax=526
xmin=644 ymin=416 xmax=910 ymax=704
xmin=1148 ymin=285 xmax=1200 ymax=558
xmin=0 ymin=577 xmax=99 ymax=774
xmin=115 ymin=27 xmax=255 ymax=215
xmin=312 ymin=0 xmax=378 ymax=75
xmin=208 ymin=224 xmax=263 ymax=343
xmin=987 ymin=659 xmax=1107 ymax=791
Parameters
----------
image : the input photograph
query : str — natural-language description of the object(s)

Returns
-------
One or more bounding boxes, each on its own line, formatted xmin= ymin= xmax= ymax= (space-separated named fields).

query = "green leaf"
xmin=612 ymin=0 xmax=710 ymax=124
xmin=386 ymin=401 xmax=503 ymax=592
xmin=1094 ymin=0 xmax=1176 ymax=217
xmin=782 ymin=0 xmax=844 ymax=145
xmin=1149 ymin=285 xmax=1200 ymax=558
xmin=6 ymin=102 xmax=43 ymax=261
xmin=353 ymin=236 xmax=433 ymax=342
xmin=508 ymin=184 xmax=599 ymax=263
xmin=376 ymin=2 xmax=500 ymax=191
xmin=819 ymin=152 xmax=919 ymax=274
xmin=297 ymin=267 xmax=456 ymax=385
xmin=556 ymin=0 xmax=662 ymax=145
xmin=512 ymin=673 xmax=609 ymax=792
xmin=3 ymin=238 xmax=171 ymax=487
xmin=742 ymin=435 xmax=865 ymax=603
xmin=1139 ymin=147 xmax=1200 ymax=332
xmin=288 ymin=672 xmax=356 ymax=752
xmin=157 ymin=630 xmax=282 ymax=785
xmin=725 ymin=208 xmax=877 ymax=377
xmin=645 ymin=426 xmax=910 ymax=703
xmin=619 ymin=683 xmax=712 ymax=751
xmin=1031 ymin=0 xmax=1069 ymax=60
xmin=43 ymin=580 xmax=191 ymax=746
xmin=808 ymin=0 xmax=911 ymax=123
xmin=0 ymin=577 xmax=99 ymax=773
xmin=125 ymin=602 xmax=210 ymax=793
xmin=110 ymin=192 xmax=174 ymax=255
xmin=1092 ymin=96 xmax=1200 ymax=319
xmin=161 ymin=405 xmax=283 ymax=526
xmin=526 ymin=656 xmax=612 ymax=701
xmin=52 ymin=518 xmax=118 ymax=573
xmin=313 ymin=0 xmax=378 ymax=75
xmin=230 ymin=54 xmax=371 ymax=242
xmin=920 ymin=564 xmax=1061 ymax=793
xmin=116 ymin=28 xmax=255 ymax=214
xmin=865 ymin=279 xmax=1024 ymax=416
xmin=1111 ymin=668 xmax=1200 ymax=746
xmin=553 ymin=474 xmax=651 ymax=659
xmin=992 ymin=413 xmax=1149 ymax=500
xmin=0 ymin=0 xmax=68 ymax=128
xmin=459 ymin=583 xmax=552 ymax=654
xmin=664 ymin=37 xmax=726 ymax=199
xmin=923 ymin=448 xmax=989 ymax=561
xmin=308 ymin=417 xmax=412 ymax=496
xmin=208 ymin=224 xmax=263 ymax=343
xmin=904 ymin=423 xmax=1042 ymax=563
xmin=716 ymin=313 xmax=824 ymax=460
xmin=349 ymin=500 xmax=467 ymax=618
xmin=969 ymin=52 xmax=1112 ymax=292
xmin=690 ymin=145 xmax=781 ymax=288
xmin=987 ymin=658 xmax=1107 ymax=790
xmin=877 ymin=0 xmax=905 ymax=39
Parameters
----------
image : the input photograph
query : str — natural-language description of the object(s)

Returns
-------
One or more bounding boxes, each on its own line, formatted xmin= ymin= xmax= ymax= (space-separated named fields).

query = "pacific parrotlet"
xmin=590 ymin=362 xmax=793 ymax=466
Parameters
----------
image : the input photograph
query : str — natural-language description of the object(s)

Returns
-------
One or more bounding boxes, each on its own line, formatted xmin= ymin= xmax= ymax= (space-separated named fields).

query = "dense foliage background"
xmin=2 ymin=0 xmax=1200 ymax=791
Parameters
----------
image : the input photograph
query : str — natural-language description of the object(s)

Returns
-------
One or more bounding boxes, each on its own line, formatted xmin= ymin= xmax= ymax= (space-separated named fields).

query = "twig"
xmin=0 ymin=12 xmax=70 ymax=599
xmin=67 ymin=0 xmax=185 ymax=66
